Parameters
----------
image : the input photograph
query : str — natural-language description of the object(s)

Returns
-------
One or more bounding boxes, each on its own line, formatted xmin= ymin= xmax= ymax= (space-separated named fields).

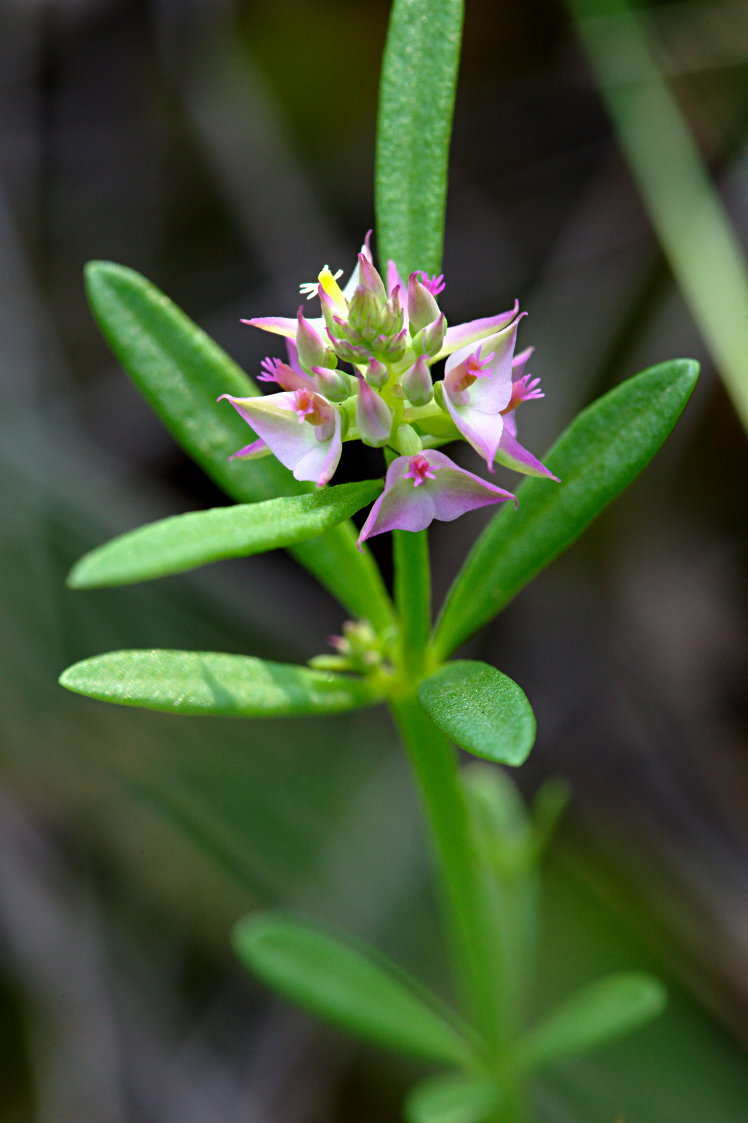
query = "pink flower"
xmin=357 ymin=450 xmax=516 ymax=548
xmin=220 ymin=389 xmax=342 ymax=487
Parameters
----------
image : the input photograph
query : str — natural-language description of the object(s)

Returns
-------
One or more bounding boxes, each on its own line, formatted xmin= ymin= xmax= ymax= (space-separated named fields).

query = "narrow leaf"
xmin=375 ymin=0 xmax=464 ymax=276
xmin=434 ymin=359 xmax=699 ymax=657
xmin=418 ymin=661 xmax=536 ymax=766
xmin=405 ymin=1073 xmax=500 ymax=1123
xmin=522 ymin=972 xmax=667 ymax=1070
xmin=85 ymin=262 xmax=393 ymax=630
xmin=68 ymin=480 xmax=382 ymax=588
xmin=233 ymin=912 xmax=470 ymax=1064
xmin=59 ymin=650 xmax=380 ymax=716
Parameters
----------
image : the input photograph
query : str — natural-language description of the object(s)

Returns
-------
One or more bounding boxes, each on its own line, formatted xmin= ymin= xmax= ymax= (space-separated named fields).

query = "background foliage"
xmin=2 ymin=0 xmax=748 ymax=1119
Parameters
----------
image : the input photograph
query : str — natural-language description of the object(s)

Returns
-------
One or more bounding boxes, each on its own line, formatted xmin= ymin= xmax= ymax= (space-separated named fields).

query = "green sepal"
xmin=84 ymin=261 xmax=393 ymax=630
xmin=375 ymin=0 xmax=464 ymax=276
xmin=59 ymin=650 xmax=380 ymax=716
xmin=521 ymin=971 xmax=667 ymax=1070
xmin=68 ymin=480 xmax=383 ymax=588
xmin=405 ymin=1072 xmax=501 ymax=1123
xmin=233 ymin=912 xmax=471 ymax=1065
xmin=418 ymin=661 xmax=536 ymax=767
xmin=434 ymin=359 xmax=699 ymax=658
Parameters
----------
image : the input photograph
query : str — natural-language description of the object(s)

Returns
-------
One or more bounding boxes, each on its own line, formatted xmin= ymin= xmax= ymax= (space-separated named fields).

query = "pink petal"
xmin=434 ymin=301 xmax=519 ymax=360
xmin=220 ymin=392 xmax=342 ymax=486
xmin=496 ymin=428 xmax=559 ymax=481
xmin=242 ymin=315 xmax=298 ymax=339
xmin=357 ymin=449 xmax=515 ymax=547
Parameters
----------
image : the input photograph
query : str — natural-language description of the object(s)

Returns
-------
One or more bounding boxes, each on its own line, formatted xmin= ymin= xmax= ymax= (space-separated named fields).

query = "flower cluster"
xmin=221 ymin=234 xmax=557 ymax=547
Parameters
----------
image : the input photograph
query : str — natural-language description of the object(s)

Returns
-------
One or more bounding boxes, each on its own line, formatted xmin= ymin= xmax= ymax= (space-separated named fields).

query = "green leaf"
xmin=68 ymin=480 xmax=383 ymax=588
xmin=522 ymin=972 xmax=667 ymax=1070
xmin=375 ymin=0 xmax=464 ymax=276
xmin=434 ymin=359 xmax=699 ymax=657
xmin=418 ymin=661 xmax=536 ymax=766
xmin=405 ymin=1073 xmax=500 ymax=1123
xmin=233 ymin=912 xmax=470 ymax=1064
xmin=59 ymin=650 xmax=380 ymax=716
xmin=85 ymin=262 xmax=393 ymax=630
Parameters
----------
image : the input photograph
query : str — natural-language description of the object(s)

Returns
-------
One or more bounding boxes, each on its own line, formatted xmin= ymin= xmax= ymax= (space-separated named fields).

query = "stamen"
xmin=404 ymin=453 xmax=438 ymax=487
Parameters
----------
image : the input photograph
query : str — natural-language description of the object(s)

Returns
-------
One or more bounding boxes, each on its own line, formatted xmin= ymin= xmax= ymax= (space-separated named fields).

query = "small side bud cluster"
xmin=309 ymin=619 xmax=392 ymax=674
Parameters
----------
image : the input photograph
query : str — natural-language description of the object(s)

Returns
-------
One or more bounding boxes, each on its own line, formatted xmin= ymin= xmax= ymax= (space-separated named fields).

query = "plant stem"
xmin=389 ymin=693 xmax=496 ymax=1042
xmin=392 ymin=528 xmax=431 ymax=674
xmin=389 ymin=528 xmax=527 ymax=1121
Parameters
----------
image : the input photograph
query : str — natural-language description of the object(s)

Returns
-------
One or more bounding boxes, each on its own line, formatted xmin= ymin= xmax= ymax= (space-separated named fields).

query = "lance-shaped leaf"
xmin=85 ymin=262 xmax=393 ymax=630
xmin=68 ymin=480 xmax=383 ymax=589
xmin=375 ymin=0 xmax=464 ymax=276
xmin=233 ymin=912 xmax=471 ymax=1064
xmin=405 ymin=1073 xmax=501 ymax=1123
xmin=59 ymin=650 xmax=380 ymax=716
xmin=521 ymin=972 xmax=667 ymax=1070
xmin=434 ymin=359 xmax=699 ymax=657
xmin=418 ymin=661 xmax=536 ymax=767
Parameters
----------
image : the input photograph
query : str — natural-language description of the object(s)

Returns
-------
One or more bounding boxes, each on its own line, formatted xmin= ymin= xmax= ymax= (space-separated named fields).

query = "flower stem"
xmin=389 ymin=528 xmax=528 ymax=1121
xmin=392 ymin=527 xmax=431 ymax=674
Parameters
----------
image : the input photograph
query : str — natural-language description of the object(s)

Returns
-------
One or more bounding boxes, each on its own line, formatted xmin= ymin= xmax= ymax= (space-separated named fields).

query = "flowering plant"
xmin=58 ymin=1 xmax=699 ymax=1119
xmin=221 ymin=235 xmax=555 ymax=546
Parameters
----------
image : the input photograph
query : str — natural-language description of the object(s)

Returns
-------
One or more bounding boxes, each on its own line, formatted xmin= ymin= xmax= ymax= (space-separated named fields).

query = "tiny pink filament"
xmin=405 ymin=454 xmax=437 ymax=487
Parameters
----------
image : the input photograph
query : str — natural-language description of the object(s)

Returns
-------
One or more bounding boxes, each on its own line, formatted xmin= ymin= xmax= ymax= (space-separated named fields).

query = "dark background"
xmin=2 ymin=0 xmax=748 ymax=1119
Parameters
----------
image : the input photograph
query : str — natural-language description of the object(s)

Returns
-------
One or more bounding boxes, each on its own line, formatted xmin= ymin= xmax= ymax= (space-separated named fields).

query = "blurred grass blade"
xmin=375 ymin=0 xmax=464 ymax=276
xmin=567 ymin=0 xmax=748 ymax=432
xmin=234 ymin=912 xmax=470 ymax=1064
xmin=85 ymin=262 xmax=393 ymax=629
xmin=434 ymin=358 xmax=698 ymax=657
xmin=405 ymin=1072 xmax=501 ymax=1123
xmin=418 ymin=661 xmax=536 ymax=767
xmin=59 ymin=649 xmax=380 ymax=716
xmin=522 ymin=972 xmax=667 ymax=1070
xmin=68 ymin=480 xmax=383 ymax=588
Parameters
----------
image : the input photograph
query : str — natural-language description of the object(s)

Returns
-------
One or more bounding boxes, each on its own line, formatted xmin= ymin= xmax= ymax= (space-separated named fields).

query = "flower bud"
xmin=365 ymin=359 xmax=388 ymax=389
xmin=313 ymin=366 xmax=352 ymax=402
xmin=408 ymin=274 xmax=442 ymax=334
xmin=394 ymin=423 xmax=423 ymax=456
xmin=347 ymin=284 xmax=382 ymax=340
xmin=373 ymin=327 xmax=408 ymax=363
xmin=412 ymin=312 xmax=447 ymax=358
xmin=381 ymin=287 xmax=405 ymax=336
xmin=328 ymin=332 xmax=371 ymax=365
xmin=357 ymin=253 xmax=387 ymax=302
xmin=356 ymin=378 xmax=392 ymax=447
xmin=402 ymin=355 xmax=433 ymax=406
xmin=296 ymin=306 xmax=334 ymax=371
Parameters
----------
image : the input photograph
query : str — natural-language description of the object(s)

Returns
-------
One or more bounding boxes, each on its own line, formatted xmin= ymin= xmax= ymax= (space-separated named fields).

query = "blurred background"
xmin=2 ymin=0 xmax=748 ymax=1119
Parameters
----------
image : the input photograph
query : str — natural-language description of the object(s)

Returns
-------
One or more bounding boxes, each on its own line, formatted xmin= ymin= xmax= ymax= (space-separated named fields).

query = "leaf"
xmin=434 ymin=359 xmax=699 ymax=657
xmin=85 ymin=262 xmax=393 ymax=630
xmin=418 ymin=661 xmax=536 ymax=766
xmin=68 ymin=480 xmax=383 ymax=588
xmin=405 ymin=1073 xmax=500 ymax=1123
xmin=375 ymin=0 xmax=464 ymax=276
xmin=233 ymin=912 xmax=470 ymax=1064
xmin=522 ymin=972 xmax=667 ymax=1070
xmin=59 ymin=650 xmax=380 ymax=716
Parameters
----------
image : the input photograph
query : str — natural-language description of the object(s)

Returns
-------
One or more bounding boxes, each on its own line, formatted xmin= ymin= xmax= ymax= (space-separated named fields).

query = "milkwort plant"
xmin=59 ymin=1 xmax=699 ymax=1120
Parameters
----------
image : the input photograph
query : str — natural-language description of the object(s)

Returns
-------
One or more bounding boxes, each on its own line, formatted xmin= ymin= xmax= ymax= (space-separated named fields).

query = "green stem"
xmin=388 ymin=692 xmax=498 ymax=1047
xmin=389 ymin=529 xmax=527 ymax=1121
xmin=393 ymin=528 xmax=431 ymax=674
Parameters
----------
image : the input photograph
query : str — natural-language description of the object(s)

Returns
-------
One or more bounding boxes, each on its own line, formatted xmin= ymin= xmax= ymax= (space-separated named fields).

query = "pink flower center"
xmin=449 ymin=348 xmax=491 ymax=395
xmin=291 ymin=388 xmax=328 ymax=425
xmin=404 ymin=454 xmax=437 ymax=487
xmin=502 ymin=373 xmax=544 ymax=414
xmin=416 ymin=271 xmax=446 ymax=297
